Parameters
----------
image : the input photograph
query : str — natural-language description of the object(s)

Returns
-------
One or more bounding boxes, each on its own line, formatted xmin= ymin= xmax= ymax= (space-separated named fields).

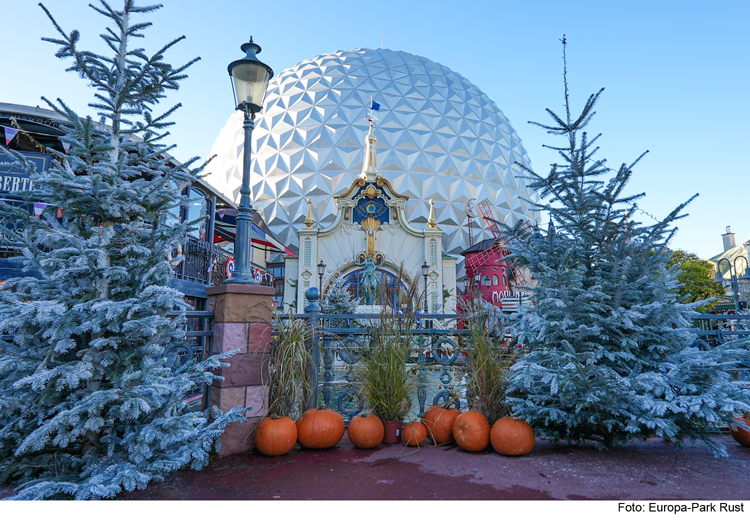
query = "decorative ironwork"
xmin=279 ymin=309 xmax=478 ymax=423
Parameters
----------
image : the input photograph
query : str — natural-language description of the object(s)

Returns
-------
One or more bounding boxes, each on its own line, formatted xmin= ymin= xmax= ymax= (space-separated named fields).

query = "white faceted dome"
xmin=204 ymin=47 xmax=539 ymax=258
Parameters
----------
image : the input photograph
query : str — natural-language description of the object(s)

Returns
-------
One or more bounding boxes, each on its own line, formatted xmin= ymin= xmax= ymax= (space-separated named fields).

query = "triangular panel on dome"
xmin=206 ymin=47 xmax=538 ymax=275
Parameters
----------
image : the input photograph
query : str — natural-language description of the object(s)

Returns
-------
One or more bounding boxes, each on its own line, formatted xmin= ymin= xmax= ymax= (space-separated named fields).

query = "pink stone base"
xmin=211 ymin=322 xmax=272 ymax=387
xmin=217 ymin=417 xmax=262 ymax=457
xmin=210 ymin=386 xmax=267 ymax=418
xmin=208 ymin=286 xmax=275 ymax=323
xmin=207 ymin=288 xmax=274 ymax=457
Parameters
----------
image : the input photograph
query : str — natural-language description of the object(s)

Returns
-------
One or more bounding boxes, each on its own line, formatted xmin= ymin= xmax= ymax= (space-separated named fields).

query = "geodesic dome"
xmin=204 ymin=47 xmax=539 ymax=262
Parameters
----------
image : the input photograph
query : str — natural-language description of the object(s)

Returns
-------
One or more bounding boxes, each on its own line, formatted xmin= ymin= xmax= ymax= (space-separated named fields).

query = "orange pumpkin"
xmin=453 ymin=411 xmax=490 ymax=452
xmin=254 ymin=416 xmax=297 ymax=456
xmin=423 ymin=405 xmax=461 ymax=445
xmin=348 ymin=413 xmax=384 ymax=449
xmin=490 ymin=417 xmax=535 ymax=456
xmin=296 ymin=408 xmax=345 ymax=449
xmin=403 ymin=421 xmax=428 ymax=446
xmin=729 ymin=417 xmax=750 ymax=447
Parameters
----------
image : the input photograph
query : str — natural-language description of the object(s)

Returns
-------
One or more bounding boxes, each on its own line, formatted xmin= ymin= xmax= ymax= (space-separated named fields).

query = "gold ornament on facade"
xmin=361 ymin=215 xmax=382 ymax=256
xmin=304 ymin=198 xmax=314 ymax=228
xmin=428 ymin=199 xmax=438 ymax=228
xmin=363 ymin=184 xmax=382 ymax=200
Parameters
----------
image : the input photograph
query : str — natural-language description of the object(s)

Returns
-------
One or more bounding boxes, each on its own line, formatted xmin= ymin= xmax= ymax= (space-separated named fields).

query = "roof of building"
xmin=460 ymin=237 xmax=502 ymax=256
xmin=708 ymin=240 xmax=749 ymax=280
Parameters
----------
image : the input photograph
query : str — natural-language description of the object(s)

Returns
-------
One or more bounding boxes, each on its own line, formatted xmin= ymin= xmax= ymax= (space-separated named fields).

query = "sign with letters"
xmin=0 ymin=152 xmax=51 ymax=196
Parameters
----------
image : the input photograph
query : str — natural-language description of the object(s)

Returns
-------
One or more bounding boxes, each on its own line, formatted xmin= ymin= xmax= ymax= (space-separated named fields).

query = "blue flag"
xmin=371 ymin=100 xmax=381 ymax=111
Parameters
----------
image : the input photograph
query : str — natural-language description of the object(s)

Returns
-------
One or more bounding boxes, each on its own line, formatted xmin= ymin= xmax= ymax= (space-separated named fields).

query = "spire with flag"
xmin=367 ymin=96 xmax=381 ymax=122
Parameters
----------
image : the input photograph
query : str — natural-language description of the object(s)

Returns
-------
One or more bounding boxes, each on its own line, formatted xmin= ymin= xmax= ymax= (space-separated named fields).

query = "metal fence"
xmin=277 ymin=305 xmax=511 ymax=423
xmin=274 ymin=307 xmax=750 ymax=423
xmin=691 ymin=313 xmax=750 ymax=345
xmin=170 ymin=310 xmax=215 ymax=412
xmin=173 ymin=236 xmax=273 ymax=288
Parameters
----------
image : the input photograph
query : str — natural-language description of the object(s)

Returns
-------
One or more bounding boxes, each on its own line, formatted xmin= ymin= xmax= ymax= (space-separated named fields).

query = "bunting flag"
xmin=61 ymin=140 xmax=71 ymax=153
xmin=4 ymin=127 xmax=19 ymax=145
xmin=33 ymin=202 xmax=50 ymax=217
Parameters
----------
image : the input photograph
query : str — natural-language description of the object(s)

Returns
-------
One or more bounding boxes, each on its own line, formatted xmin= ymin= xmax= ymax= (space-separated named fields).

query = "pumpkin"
xmin=296 ymin=408 xmax=345 ymax=449
xmin=729 ymin=417 xmax=750 ymax=447
xmin=423 ymin=405 xmax=461 ymax=445
xmin=490 ymin=417 xmax=535 ymax=456
xmin=403 ymin=421 xmax=428 ymax=446
xmin=348 ymin=413 xmax=384 ymax=449
xmin=254 ymin=416 xmax=297 ymax=456
xmin=453 ymin=411 xmax=490 ymax=452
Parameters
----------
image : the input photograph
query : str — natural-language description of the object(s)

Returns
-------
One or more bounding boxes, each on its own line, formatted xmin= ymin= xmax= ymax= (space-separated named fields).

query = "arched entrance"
xmin=323 ymin=255 xmax=418 ymax=309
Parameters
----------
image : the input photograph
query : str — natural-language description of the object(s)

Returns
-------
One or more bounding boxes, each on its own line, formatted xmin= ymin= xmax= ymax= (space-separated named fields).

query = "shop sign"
xmin=0 ymin=152 xmax=51 ymax=196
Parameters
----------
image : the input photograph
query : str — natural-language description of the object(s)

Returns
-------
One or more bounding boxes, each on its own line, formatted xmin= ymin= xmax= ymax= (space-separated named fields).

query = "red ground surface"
xmin=2 ymin=434 xmax=748 ymax=501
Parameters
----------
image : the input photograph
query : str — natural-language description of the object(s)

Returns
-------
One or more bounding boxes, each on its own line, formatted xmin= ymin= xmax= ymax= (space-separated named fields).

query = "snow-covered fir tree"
xmin=0 ymin=1 xmax=245 ymax=499
xmin=321 ymin=272 xmax=359 ymax=329
xmin=322 ymin=272 xmax=359 ymax=315
xmin=504 ymin=38 xmax=750 ymax=454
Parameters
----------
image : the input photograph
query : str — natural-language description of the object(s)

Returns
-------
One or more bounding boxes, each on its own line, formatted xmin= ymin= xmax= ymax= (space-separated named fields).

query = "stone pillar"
xmin=206 ymin=283 xmax=274 ymax=456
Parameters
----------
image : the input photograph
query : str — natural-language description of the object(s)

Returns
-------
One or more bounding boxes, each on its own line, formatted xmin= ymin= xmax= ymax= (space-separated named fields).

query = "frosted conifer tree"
xmin=505 ymin=38 xmax=750 ymax=454
xmin=322 ymin=272 xmax=358 ymax=329
xmin=0 ymin=1 xmax=245 ymax=499
xmin=322 ymin=273 xmax=358 ymax=315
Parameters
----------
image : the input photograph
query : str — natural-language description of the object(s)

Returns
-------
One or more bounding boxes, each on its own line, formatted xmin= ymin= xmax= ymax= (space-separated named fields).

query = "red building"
xmin=461 ymin=237 xmax=526 ymax=310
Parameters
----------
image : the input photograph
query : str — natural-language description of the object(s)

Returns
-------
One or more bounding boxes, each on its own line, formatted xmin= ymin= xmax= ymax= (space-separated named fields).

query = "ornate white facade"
xmin=204 ymin=47 xmax=539 ymax=275
xmin=285 ymin=122 xmax=456 ymax=312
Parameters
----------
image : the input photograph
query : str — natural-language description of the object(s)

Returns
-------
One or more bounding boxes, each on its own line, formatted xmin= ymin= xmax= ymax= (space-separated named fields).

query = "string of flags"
xmin=3 ymin=127 xmax=18 ymax=145
xmin=3 ymin=126 xmax=70 ymax=153
xmin=30 ymin=203 xmax=64 ymax=218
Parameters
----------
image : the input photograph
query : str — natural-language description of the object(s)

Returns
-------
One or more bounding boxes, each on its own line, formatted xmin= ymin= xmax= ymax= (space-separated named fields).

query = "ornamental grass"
xmin=461 ymin=296 xmax=517 ymax=425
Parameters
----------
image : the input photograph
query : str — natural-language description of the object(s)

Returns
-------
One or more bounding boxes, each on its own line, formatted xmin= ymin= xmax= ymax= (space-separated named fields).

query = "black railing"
xmin=274 ymin=307 xmax=750 ymax=423
xmin=691 ymin=314 xmax=750 ymax=345
xmin=170 ymin=309 xmax=215 ymax=412
xmin=276 ymin=309 xmax=511 ymax=423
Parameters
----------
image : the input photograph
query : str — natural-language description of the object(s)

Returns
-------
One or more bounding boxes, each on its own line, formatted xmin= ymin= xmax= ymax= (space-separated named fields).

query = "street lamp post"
xmin=421 ymin=261 xmax=429 ymax=313
xmin=225 ymin=37 xmax=273 ymax=284
xmin=713 ymin=256 xmax=750 ymax=312
xmin=318 ymin=259 xmax=326 ymax=295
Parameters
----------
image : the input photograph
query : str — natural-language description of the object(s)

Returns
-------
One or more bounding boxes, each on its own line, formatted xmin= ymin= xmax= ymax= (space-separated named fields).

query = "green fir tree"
xmin=504 ymin=38 xmax=750 ymax=454
xmin=322 ymin=272 xmax=359 ymax=315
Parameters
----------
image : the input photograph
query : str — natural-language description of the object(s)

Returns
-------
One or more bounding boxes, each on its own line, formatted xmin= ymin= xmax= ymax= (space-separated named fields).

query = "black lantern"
xmin=318 ymin=259 xmax=326 ymax=293
xmin=228 ymin=38 xmax=274 ymax=114
xmin=225 ymin=37 xmax=273 ymax=284
xmin=713 ymin=256 xmax=750 ymax=312
xmin=421 ymin=261 xmax=429 ymax=313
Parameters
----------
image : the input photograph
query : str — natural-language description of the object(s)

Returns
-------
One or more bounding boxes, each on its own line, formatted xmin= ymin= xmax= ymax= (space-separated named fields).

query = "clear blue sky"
xmin=2 ymin=0 xmax=748 ymax=260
